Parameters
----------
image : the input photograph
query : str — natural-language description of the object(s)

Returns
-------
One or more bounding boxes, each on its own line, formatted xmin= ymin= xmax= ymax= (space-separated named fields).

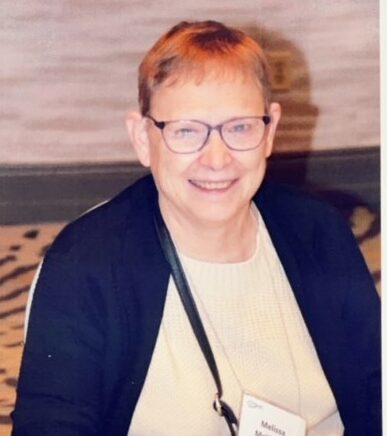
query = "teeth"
xmin=190 ymin=180 xmax=233 ymax=190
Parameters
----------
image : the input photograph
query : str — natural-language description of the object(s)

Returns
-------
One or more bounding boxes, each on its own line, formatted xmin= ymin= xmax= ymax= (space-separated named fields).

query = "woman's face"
xmin=132 ymin=73 xmax=281 ymax=231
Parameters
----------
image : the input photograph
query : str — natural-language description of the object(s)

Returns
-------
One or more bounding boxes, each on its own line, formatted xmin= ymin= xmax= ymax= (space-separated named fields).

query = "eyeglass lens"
xmin=162 ymin=118 xmax=267 ymax=153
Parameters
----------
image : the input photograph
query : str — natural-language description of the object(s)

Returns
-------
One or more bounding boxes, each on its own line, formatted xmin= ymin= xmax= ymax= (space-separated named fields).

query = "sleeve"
xmin=316 ymin=205 xmax=381 ymax=434
xmin=340 ymin=215 xmax=381 ymax=434
xmin=11 ymin=239 xmax=106 ymax=436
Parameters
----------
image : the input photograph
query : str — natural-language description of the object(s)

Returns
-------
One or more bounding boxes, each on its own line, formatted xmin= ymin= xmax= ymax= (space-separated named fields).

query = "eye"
xmin=174 ymin=127 xmax=196 ymax=137
xmin=168 ymin=122 xmax=201 ymax=139
xmin=227 ymin=121 xmax=254 ymax=134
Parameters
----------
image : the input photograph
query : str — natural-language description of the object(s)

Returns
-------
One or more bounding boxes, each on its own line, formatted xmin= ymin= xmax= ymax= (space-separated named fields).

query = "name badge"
xmin=238 ymin=393 xmax=306 ymax=436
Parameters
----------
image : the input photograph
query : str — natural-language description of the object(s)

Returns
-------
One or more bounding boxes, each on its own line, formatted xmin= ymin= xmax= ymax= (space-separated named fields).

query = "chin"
xmin=191 ymin=206 xmax=240 ymax=226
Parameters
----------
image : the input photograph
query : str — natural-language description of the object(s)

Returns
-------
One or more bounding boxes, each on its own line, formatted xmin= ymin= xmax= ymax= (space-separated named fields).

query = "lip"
xmin=188 ymin=179 xmax=237 ymax=192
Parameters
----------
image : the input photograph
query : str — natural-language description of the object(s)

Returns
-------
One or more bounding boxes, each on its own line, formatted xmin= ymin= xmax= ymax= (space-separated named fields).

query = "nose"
xmin=198 ymin=129 xmax=233 ymax=170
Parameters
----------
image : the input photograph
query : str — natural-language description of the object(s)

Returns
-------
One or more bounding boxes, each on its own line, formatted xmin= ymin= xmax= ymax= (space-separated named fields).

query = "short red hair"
xmin=138 ymin=21 xmax=272 ymax=115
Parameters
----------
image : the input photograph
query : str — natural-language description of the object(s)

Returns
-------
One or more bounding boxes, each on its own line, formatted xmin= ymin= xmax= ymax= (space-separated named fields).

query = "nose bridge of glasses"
xmin=203 ymin=123 xmax=230 ymax=150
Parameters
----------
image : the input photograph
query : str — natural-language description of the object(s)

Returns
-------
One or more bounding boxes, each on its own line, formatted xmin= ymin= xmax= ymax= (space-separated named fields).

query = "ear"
xmin=264 ymin=102 xmax=281 ymax=158
xmin=126 ymin=111 xmax=151 ymax=167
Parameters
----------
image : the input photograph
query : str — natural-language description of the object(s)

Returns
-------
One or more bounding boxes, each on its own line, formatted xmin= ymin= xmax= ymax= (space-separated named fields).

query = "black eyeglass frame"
xmin=146 ymin=114 xmax=271 ymax=154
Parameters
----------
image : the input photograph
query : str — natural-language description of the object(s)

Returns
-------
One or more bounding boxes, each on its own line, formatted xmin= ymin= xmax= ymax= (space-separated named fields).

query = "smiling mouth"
xmin=189 ymin=179 xmax=236 ymax=190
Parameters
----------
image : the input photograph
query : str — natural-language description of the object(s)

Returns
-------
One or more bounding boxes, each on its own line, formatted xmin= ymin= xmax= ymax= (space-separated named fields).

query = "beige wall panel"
xmin=0 ymin=0 xmax=379 ymax=164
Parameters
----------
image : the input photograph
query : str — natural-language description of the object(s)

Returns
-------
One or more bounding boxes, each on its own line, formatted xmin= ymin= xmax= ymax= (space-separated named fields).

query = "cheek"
xmin=150 ymin=148 xmax=193 ymax=184
xmin=261 ymin=134 xmax=274 ymax=158
xmin=240 ymin=150 xmax=266 ymax=171
xmin=241 ymin=153 xmax=268 ymax=188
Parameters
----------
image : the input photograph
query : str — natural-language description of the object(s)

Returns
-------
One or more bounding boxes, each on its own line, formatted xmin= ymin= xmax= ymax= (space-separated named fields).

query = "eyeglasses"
xmin=146 ymin=115 xmax=271 ymax=154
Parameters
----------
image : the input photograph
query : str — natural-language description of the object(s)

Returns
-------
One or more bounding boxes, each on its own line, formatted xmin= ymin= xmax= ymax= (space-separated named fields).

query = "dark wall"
xmin=0 ymin=147 xmax=379 ymax=225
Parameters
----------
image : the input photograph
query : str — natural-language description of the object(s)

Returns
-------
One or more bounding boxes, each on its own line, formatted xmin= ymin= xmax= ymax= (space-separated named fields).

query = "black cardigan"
xmin=12 ymin=175 xmax=381 ymax=435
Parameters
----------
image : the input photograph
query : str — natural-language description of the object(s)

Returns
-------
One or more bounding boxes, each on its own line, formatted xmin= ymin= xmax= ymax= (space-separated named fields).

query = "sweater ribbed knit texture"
xmin=129 ymin=209 xmax=344 ymax=435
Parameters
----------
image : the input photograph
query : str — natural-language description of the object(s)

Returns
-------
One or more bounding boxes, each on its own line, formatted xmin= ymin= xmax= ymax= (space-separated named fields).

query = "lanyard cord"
xmin=154 ymin=208 xmax=238 ymax=436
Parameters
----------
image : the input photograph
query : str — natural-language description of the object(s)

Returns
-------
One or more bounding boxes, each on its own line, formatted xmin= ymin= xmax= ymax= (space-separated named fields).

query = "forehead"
xmin=150 ymin=70 xmax=265 ymax=121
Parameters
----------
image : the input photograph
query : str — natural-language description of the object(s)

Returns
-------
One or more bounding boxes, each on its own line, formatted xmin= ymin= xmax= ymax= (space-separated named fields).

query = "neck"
xmin=159 ymin=202 xmax=258 ymax=263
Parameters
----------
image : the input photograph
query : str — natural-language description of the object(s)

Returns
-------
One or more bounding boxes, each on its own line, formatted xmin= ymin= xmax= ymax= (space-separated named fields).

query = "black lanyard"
xmin=154 ymin=207 xmax=239 ymax=436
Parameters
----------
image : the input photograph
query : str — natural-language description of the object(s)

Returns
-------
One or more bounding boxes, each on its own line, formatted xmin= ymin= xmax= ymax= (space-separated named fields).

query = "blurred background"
xmin=0 ymin=0 xmax=380 ymax=222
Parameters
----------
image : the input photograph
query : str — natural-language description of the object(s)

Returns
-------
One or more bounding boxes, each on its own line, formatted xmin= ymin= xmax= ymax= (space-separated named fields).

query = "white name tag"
xmin=238 ymin=393 xmax=306 ymax=436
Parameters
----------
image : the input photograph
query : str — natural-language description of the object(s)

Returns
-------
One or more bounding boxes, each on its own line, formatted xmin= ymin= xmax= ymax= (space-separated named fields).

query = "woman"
xmin=13 ymin=21 xmax=381 ymax=435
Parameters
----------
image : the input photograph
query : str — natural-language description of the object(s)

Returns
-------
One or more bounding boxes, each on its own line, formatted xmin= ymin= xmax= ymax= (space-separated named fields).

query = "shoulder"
xmin=46 ymin=175 xmax=157 ymax=261
xmin=253 ymin=180 xmax=365 ymax=268
xmin=255 ymin=180 xmax=346 ymax=230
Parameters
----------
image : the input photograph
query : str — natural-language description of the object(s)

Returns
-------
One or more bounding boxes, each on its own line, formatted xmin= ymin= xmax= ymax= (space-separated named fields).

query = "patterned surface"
xmin=0 ymin=206 xmax=380 ymax=435
xmin=0 ymin=223 xmax=65 ymax=434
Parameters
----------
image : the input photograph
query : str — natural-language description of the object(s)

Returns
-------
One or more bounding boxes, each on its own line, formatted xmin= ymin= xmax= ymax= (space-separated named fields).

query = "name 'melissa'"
xmin=255 ymin=420 xmax=286 ymax=436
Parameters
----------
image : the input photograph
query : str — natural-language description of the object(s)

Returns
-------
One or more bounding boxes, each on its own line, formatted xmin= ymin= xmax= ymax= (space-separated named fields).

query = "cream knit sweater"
xmin=129 ymin=210 xmax=344 ymax=435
